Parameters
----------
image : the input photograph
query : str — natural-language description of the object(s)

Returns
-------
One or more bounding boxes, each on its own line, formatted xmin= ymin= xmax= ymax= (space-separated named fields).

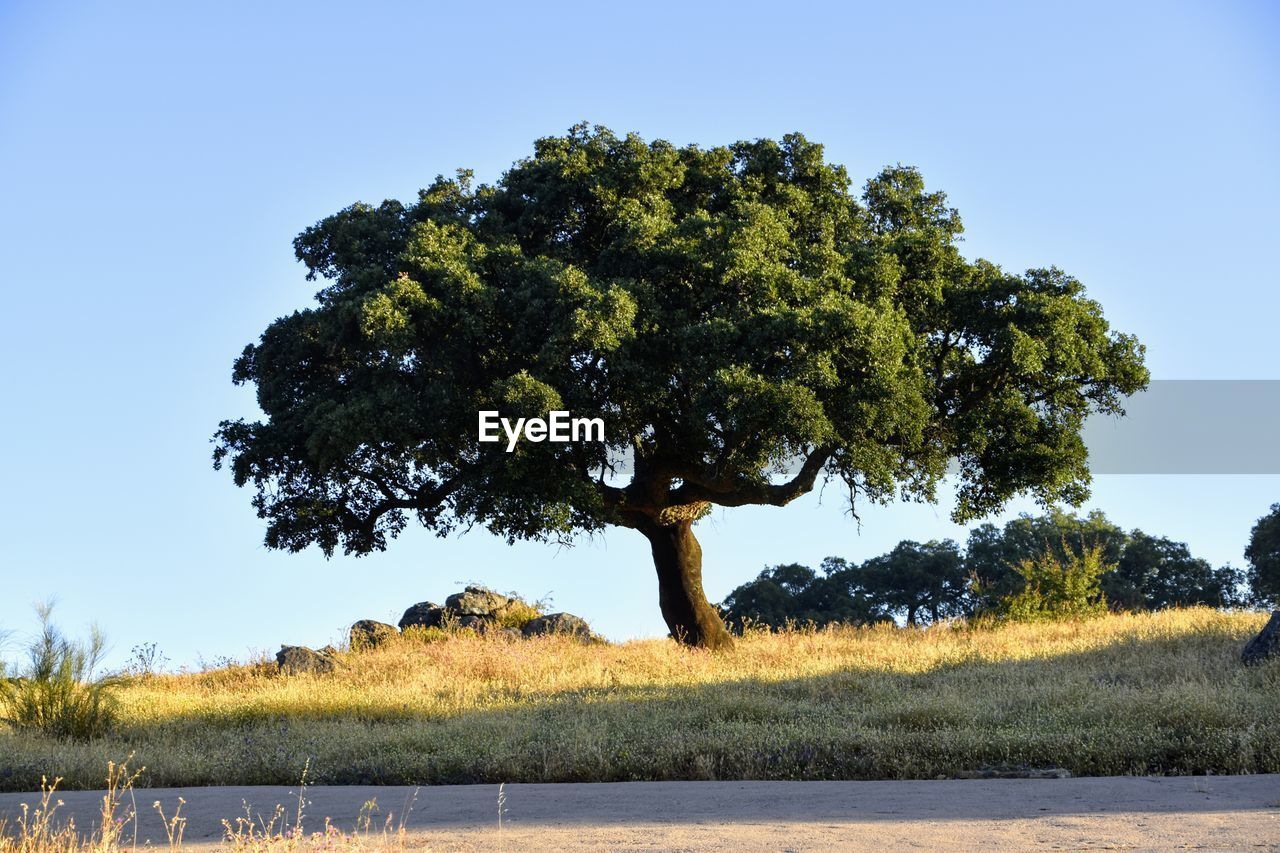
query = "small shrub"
xmin=495 ymin=596 xmax=544 ymax=630
xmin=125 ymin=641 xmax=170 ymax=677
xmin=0 ymin=602 xmax=120 ymax=740
xmin=996 ymin=544 xmax=1113 ymax=622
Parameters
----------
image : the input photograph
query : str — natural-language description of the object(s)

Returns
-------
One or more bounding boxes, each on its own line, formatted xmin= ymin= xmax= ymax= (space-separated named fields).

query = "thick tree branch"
xmin=667 ymin=446 xmax=834 ymax=508
xmin=353 ymin=474 xmax=461 ymax=540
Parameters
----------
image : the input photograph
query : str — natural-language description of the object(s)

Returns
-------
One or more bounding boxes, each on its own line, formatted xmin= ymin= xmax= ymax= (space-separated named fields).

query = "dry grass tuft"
xmin=0 ymin=759 xmax=422 ymax=852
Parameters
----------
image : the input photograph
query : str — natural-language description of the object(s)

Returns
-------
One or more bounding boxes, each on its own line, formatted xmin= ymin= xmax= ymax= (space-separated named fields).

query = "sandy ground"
xmin=1 ymin=776 xmax=1278 ymax=850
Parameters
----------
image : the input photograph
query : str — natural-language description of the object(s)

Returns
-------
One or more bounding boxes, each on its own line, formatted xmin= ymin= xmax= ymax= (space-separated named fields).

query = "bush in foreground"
xmin=0 ymin=603 xmax=119 ymax=741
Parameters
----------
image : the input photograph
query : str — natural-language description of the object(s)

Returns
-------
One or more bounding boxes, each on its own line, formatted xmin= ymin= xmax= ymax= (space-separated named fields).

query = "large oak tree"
xmin=214 ymin=124 xmax=1147 ymax=648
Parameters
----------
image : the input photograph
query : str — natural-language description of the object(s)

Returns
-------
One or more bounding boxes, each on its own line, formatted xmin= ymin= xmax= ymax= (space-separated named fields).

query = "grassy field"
xmin=0 ymin=608 xmax=1276 ymax=792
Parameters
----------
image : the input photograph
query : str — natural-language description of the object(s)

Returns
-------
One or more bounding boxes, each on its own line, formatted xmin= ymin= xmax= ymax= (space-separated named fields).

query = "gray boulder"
xmin=1241 ymin=610 xmax=1280 ymax=665
xmin=275 ymin=645 xmax=335 ymax=675
xmin=398 ymin=601 xmax=445 ymax=630
xmin=454 ymin=614 xmax=493 ymax=632
xmin=445 ymin=586 xmax=515 ymax=618
xmin=350 ymin=619 xmax=398 ymax=649
xmin=521 ymin=612 xmax=593 ymax=639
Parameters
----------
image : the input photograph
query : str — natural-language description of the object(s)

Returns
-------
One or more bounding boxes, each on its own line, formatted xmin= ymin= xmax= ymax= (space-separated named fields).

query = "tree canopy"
xmin=721 ymin=559 xmax=891 ymax=630
xmin=721 ymin=510 xmax=1248 ymax=630
xmin=214 ymin=124 xmax=1148 ymax=647
xmin=1246 ymin=503 xmax=1280 ymax=606
xmin=834 ymin=540 xmax=968 ymax=626
xmin=964 ymin=509 xmax=1245 ymax=612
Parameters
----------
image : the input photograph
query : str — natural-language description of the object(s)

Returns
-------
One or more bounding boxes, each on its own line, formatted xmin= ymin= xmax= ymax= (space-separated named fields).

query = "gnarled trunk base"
xmin=638 ymin=519 xmax=734 ymax=650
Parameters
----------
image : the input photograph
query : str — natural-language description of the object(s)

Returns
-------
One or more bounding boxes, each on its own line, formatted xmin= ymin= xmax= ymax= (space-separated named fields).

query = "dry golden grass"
xmin=0 ymin=760 xmax=145 ymax=853
xmin=0 ymin=758 xmax=422 ymax=852
xmin=0 ymin=608 xmax=1276 ymax=791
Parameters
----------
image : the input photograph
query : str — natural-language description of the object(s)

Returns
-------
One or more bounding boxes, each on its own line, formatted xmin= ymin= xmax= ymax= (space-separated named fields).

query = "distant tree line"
xmin=722 ymin=506 xmax=1280 ymax=630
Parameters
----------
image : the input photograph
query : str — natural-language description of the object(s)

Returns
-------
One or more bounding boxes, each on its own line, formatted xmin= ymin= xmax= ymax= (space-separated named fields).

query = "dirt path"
xmin=2 ymin=776 xmax=1277 ymax=850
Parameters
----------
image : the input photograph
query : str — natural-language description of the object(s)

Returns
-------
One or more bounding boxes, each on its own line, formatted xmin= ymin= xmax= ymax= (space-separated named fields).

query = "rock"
xmin=445 ymin=585 xmax=516 ymax=618
xmin=275 ymin=645 xmax=335 ymax=675
xmin=398 ymin=601 xmax=445 ymax=631
xmin=1241 ymin=610 xmax=1280 ymax=665
xmin=521 ymin=612 xmax=593 ymax=639
xmin=454 ymin=614 xmax=493 ymax=632
xmin=350 ymin=619 xmax=398 ymax=649
xmin=496 ymin=627 xmax=523 ymax=641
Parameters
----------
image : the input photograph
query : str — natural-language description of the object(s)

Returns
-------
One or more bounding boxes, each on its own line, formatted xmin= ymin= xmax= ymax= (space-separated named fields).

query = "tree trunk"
xmin=638 ymin=518 xmax=734 ymax=650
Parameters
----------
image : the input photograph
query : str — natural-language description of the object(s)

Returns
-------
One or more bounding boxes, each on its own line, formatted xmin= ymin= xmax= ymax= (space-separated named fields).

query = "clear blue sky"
xmin=1 ymin=1 xmax=1277 ymax=669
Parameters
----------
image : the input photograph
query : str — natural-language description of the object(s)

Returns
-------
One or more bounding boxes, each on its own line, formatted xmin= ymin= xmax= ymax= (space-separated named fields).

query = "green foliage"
xmin=965 ymin=509 xmax=1246 ymax=612
xmin=214 ymin=124 xmax=1147 ymax=556
xmin=964 ymin=509 xmax=1125 ymax=610
xmin=0 ymin=603 xmax=119 ymax=740
xmin=723 ymin=543 xmax=969 ymax=632
xmin=837 ymin=540 xmax=969 ymax=626
xmin=995 ymin=545 xmax=1113 ymax=622
xmin=1245 ymin=503 xmax=1280 ymax=606
xmin=721 ymin=561 xmax=891 ymax=630
xmin=1111 ymin=532 xmax=1246 ymax=610
xmin=723 ymin=510 xmax=1246 ymax=630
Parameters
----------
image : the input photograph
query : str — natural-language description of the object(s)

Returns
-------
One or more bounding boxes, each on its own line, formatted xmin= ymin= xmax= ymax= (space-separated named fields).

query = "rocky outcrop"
xmin=318 ymin=586 xmax=599 ymax=654
xmin=522 ymin=612 xmax=593 ymax=640
xmin=350 ymin=619 xmax=398 ymax=649
xmin=276 ymin=645 xmax=336 ymax=675
xmin=445 ymin=586 xmax=516 ymax=618
xmin=1241 ymin=610 xmax=1280 ymax=665
xmin=397 ymin=588 xmax=523 ymax=634
xmin=398 ymin=601 xmax=445 ymax=631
